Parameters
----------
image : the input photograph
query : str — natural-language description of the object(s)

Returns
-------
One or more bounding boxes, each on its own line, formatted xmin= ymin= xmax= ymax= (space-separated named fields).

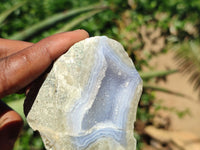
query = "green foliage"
xmin=8 ymin=3 xmax=108 ymax=40
xmin=14 ymin=124 xmax=44 ymax=150
xmin=137 ymin=92 xmax=155 ymax=122
xmin=154 ymin=101 xmax=191 ymax=119
xmin=1 ymin=0 xmax=200 ymax=149
xmin=0 ymin=1 xmax=26 ymax=24
xmin=139 ymin=70 xmax=177 ymax=80
xmin=135 ymin=132 xmax=144 ymax=150
xmin=143 ymin=83 xmax=191 ymax=98
xmin=2 ymin=93 xmax=25 ymax=103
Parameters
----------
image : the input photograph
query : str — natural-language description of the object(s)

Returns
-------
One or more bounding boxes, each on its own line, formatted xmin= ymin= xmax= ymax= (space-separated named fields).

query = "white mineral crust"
xmin=26 ymin=36 xmax=143 ymax=150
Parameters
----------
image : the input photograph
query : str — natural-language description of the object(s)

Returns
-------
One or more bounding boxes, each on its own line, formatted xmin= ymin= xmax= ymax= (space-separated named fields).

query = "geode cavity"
xmin=26 ymin=36 xmax=143 ymax=150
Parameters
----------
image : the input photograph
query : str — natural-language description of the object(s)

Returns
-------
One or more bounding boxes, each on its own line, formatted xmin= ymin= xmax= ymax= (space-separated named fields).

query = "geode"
xmin=25 ymin=36 xmax=143 ymax=150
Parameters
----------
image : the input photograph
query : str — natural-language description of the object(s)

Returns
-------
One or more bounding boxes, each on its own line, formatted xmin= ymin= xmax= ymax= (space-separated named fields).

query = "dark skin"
xmin=0 ymin=30 xmax=89 ymax=150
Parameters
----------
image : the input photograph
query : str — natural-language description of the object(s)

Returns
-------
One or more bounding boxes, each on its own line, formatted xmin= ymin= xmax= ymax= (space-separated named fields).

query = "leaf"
xmin=6 ymin=97 xmax=25 ymax=120
xmin=2 ymin=93 xmax=25 ymax=103
xmin=55 ymin=9 xmax=106 ymax=33
xmin=173 ymin=40 xmax=200 ymax=97
xmin=0 ymin=1 xmax=27 ymax=24
xmin=139 ymin=70 xmax=178 ymax=80
xmin=8 ymin=3 xmax=108 ymax=40
xmin=143 ymin=83 xmax=192 ymax=99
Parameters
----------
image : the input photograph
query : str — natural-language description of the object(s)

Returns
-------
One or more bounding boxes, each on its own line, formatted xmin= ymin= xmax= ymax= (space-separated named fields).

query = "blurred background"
xmin=0 ymin=0 xmax=200 ymax=149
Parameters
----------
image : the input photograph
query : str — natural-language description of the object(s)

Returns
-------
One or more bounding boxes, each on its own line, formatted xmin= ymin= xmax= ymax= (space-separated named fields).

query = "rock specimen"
xmin=26 ymin=36 xmax=143 ymax=150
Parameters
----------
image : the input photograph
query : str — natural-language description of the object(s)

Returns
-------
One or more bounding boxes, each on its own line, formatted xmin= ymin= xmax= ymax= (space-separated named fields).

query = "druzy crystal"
xmin=25 ymin=36 xmax=143 ymax=150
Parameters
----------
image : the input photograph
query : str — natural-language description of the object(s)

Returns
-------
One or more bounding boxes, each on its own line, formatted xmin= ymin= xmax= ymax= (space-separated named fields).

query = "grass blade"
xmin=8 ymin=3 xmax=108 ymax=40
xmin=55 ymin=9 xmax=106 ymax=33
xmin=139 ymin=70 xmax=178 ymax=80
xmin=0 ymin=1 xmax=26 ymax=24
xmin=143 ymin=83 xmax=193 ymax=99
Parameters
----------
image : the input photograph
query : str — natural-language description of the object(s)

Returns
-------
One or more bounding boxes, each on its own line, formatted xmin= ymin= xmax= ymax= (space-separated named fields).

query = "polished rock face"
xmin=26 ymin=36 xmax=143 ymax=150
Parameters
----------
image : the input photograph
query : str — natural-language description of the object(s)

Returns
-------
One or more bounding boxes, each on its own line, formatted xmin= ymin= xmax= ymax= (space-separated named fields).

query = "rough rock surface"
xmin=26 ymin=36 xmax=143 ymax=150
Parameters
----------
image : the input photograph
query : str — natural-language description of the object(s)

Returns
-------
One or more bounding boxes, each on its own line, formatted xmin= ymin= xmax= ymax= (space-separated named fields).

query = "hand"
xmin=0 ymin=30 xmax=89 ymax=150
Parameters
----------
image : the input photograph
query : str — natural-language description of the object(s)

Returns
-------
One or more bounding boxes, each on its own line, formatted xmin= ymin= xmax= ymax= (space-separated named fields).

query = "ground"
xmin=142 ymin=50 xmax=200 ymax=150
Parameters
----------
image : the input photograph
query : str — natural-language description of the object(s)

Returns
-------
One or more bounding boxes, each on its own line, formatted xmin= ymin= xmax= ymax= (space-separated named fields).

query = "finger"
xmin=0 ymin=30 xmax=89 ymax=98
xmin=0 ymin=101 xmax=23 ymax=150
xmin=0 ymin=38 xmax=33 ymax=59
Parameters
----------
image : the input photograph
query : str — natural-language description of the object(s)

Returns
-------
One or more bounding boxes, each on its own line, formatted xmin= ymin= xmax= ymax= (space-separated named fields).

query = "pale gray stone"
xmin=26 ymin=36 xmax=143 ymax=150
